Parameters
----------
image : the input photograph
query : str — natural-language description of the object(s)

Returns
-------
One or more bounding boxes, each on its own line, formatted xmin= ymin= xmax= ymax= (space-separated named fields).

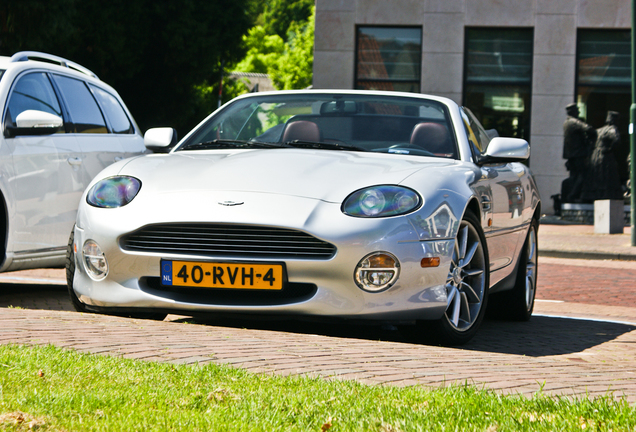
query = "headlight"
xmin=87 ymin=176 xmax=141 ymax=208
xmin=82 ymin=240 xmax=108 ymax=280
xmin=354 ymin=252 xmax=400 ymax=292
xmin=342 ymin=185 xmax=421 ymax=218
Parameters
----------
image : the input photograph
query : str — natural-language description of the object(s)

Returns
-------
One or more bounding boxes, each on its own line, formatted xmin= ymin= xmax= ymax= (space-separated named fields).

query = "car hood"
xmin=118 ymin=149 xmax=457 ymax=203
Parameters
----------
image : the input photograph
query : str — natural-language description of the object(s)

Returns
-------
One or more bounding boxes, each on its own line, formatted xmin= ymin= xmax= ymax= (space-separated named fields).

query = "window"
xmin=355 ymin=26 xmax=422 ymax=92
xmin=461 ymin=107 xmax=491 ymax=155
xmin=576 ymin=30 xmax=631 ymax=181
xmin=91 ymin=85 xmax=134 ymax=134
xmin=52 ymin=75 xmax=107 ymax=134
xmin=6 ymin=72 xmax=63 ymax=126
xmin=463 ymin=28 xmax=533 ymax=141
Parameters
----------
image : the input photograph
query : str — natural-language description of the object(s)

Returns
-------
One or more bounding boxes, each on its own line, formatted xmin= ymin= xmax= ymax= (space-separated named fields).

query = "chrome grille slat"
xmin=120 ymin=223 xmax=337 ymax=259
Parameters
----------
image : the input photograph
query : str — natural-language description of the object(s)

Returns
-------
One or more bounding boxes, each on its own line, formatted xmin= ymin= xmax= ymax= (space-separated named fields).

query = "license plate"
xmin=160 ymin=260 xmax=284 ymax=290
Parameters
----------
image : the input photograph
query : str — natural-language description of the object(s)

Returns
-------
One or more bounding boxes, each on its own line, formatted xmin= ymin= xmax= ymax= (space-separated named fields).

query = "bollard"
xmin=594 ymin=200 xmax=624 ymax=234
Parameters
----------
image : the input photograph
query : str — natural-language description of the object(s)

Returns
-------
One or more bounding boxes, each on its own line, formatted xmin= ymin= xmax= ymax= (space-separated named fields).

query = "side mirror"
xmin=5 ymin=110 xmax=63 ymax=137
xmin=144 ymin=127 xmax=177 ymax=153
xmin=478 ymin=137 xmax=529 ymax=165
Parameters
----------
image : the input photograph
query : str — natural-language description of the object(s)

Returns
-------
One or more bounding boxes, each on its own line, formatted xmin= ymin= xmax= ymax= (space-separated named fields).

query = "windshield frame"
xmin=176 ymin=92 xmax=459 ymax=159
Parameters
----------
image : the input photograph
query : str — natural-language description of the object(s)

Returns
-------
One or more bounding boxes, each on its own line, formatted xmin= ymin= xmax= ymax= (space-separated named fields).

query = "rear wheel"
xmin=403 ymin=211 xmax=489 ymax=346
xmin=490 ymin=219 xmax=538 ymax=321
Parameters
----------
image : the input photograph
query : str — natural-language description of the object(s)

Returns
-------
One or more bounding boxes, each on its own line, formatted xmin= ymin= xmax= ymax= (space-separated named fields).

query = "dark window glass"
xmin=578 ymin=30 xmax=630 ymax=86
xmin=465 ymin=28 xmax=533 ymax=84
xmin=53 ymin=75 xmax=107 ymax=134
xmin=464 ymin=28 xmax=533 ymax=142
xmin=91 ymin=85 xmax=133 ymax=134
xmin=576 ymin=30 xmax=631 ymax=182
xmin=356 ymin=27 xmax=421 ymax=92
xmin=7 ymin=72 xmax=63 ymax=125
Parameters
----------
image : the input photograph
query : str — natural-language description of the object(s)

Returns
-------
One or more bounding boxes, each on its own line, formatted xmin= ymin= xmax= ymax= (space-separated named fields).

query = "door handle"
xmin=67 ymin=157 xmax=82 ymax=166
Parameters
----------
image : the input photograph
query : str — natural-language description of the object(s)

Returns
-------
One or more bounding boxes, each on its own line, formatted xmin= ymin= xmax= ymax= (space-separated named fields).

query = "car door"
xmin=3 ymin=71 xmax=86 ymax=252
xmin=51 ymin=74 xmax=127 ymax=180
xmin=462 ymin=108 xmax=525 ymax=279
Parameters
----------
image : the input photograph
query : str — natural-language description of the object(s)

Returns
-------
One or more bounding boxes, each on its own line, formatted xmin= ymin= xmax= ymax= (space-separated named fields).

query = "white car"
xmin=0 ymin=52 xmax=146 ymax=272
xmin=68 ymin=90 xmax=540 ymax=345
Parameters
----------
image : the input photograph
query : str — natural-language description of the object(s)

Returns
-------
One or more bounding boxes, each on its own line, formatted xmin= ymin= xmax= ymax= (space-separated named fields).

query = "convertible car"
xmin=67 ymin=90 xmax=540 ymax=345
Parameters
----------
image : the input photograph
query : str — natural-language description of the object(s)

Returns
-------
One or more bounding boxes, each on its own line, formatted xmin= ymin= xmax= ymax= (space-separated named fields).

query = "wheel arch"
xmin=0 ymin=189 xmax=7 ymax=268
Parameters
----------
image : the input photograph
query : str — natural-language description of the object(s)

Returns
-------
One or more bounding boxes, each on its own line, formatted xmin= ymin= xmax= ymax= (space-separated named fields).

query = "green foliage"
xmin=269 ymin=8 xmax=314 ymax=90
xmin=1 ymin=344 xmax=636 ymax=431
xmin=235 ymin=26 xmax=285 ymax=74
xmin=259 ymin=0 xmax=314 ymax=39
xmin=234 ymin=6 xmax=314 ymax=91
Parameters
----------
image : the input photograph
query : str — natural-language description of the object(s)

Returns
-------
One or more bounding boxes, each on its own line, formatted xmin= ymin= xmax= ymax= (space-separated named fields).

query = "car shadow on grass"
xmin=4 ymin=283 xmax=635 ymax=357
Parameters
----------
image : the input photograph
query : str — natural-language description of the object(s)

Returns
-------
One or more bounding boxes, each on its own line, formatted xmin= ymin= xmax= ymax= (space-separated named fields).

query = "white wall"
xmin=313 ymin=0 xmax=631 ymax=213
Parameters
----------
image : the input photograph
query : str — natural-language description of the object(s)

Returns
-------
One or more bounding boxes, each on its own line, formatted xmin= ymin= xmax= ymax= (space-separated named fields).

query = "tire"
xmin=403 ymin=211 xmax=489 ymax=346
xmin=490 ymin=219 xmax=538 ymax=321
xmin=66 ymin=227 xmax=167 ymax=321
xmin=66 ymin=227 xmax=90 ymax=313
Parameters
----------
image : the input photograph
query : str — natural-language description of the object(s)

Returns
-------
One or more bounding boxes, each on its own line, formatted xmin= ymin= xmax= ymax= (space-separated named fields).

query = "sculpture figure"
xmin=561 ymin=103 xmax=596 ymax=203
xmin=580 ymin=111 xmax=624 ymax=202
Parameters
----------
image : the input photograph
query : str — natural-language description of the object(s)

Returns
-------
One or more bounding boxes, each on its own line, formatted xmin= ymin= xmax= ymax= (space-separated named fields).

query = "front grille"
xmin=120 ymin=223 xmax=337 ymax=260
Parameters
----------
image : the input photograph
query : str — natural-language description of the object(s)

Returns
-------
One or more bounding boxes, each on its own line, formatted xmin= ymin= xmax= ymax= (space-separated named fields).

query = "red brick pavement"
xmin=537 ymin=258 xmax=636 ymax=308
xmin=1 ymin=259 xmax=636 ymax=403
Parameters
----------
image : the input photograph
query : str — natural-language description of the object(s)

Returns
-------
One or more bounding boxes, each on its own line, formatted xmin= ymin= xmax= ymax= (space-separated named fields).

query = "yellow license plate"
xmin=161 ymin=260 xmax=284 ymax=290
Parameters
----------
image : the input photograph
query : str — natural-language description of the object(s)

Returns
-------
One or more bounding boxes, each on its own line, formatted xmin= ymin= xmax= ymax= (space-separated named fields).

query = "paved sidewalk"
xmin=539 ymin=222 xmax=636 ymax=261
xmin=2 ymin=223 xmax=636 ymax=403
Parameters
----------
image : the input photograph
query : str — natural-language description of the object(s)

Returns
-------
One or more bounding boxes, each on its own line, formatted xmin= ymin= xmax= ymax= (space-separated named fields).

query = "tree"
xmin=232 ymin=4 xmax=314 ymax=91
xmin=235 ymin=26 xmax=285 ymax=74
xmin=269 ymin=8 xmax=314 ymax=90
xmin=259 ymin=0 xmax=314 ymax=40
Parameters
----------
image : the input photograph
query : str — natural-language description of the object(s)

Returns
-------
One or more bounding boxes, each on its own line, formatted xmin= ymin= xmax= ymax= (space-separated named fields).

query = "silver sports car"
xmin=67 ymin=90 xmax=540 ymax=345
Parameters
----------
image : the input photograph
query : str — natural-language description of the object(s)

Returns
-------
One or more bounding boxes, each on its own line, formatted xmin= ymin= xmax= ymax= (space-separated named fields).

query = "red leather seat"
xmin=410 ymin=122 xmax=454 ymax=157
xmin=282 ymin=120 xmax=322 ymax=143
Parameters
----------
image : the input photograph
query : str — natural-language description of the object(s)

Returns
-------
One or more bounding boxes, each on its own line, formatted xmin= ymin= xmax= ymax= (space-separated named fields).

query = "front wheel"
xmin=66 ymin=227 xmax=90 ymax=313
xmin=403 ymin=211 xmax=489 ymax=346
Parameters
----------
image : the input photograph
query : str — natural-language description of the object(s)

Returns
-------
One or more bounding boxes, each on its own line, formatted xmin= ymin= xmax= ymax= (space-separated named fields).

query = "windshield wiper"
xmin=284 ymin=140 xmax=368 ymax=152
xmin=180 ymin=139 xmax=290 ymax=151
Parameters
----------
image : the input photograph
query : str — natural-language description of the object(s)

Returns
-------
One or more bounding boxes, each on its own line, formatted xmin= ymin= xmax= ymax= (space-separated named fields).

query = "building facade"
xmin=312 ymin=0 xmax=631 ymax=212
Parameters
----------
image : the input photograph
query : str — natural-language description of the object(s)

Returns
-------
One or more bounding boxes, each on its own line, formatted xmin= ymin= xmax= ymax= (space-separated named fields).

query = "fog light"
xmin=82 ymin=240 xmax=108 ymax=281
xmin=354 ymin=252 xmax=400 ymax=292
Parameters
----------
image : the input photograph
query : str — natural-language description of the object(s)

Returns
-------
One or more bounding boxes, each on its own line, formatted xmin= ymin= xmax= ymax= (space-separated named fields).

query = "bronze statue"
xmin=561 ymin=103 xmax=596 ymax=203
xmin=580 ymin=111 xmax=623 ymax=202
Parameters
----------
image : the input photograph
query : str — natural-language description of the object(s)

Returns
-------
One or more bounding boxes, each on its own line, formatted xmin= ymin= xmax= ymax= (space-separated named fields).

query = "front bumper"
xmin=72 ymin=194 xmax=456 ymax=321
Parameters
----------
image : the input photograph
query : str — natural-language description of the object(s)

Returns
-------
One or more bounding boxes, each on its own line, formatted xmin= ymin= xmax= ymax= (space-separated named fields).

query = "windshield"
xmin=178 ymin=93 xmax=458 ymax=158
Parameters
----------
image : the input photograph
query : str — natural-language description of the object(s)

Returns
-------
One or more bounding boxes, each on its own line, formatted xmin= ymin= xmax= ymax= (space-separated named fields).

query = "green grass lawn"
xmin=0 ymin=344 xmax=634 ymax=431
